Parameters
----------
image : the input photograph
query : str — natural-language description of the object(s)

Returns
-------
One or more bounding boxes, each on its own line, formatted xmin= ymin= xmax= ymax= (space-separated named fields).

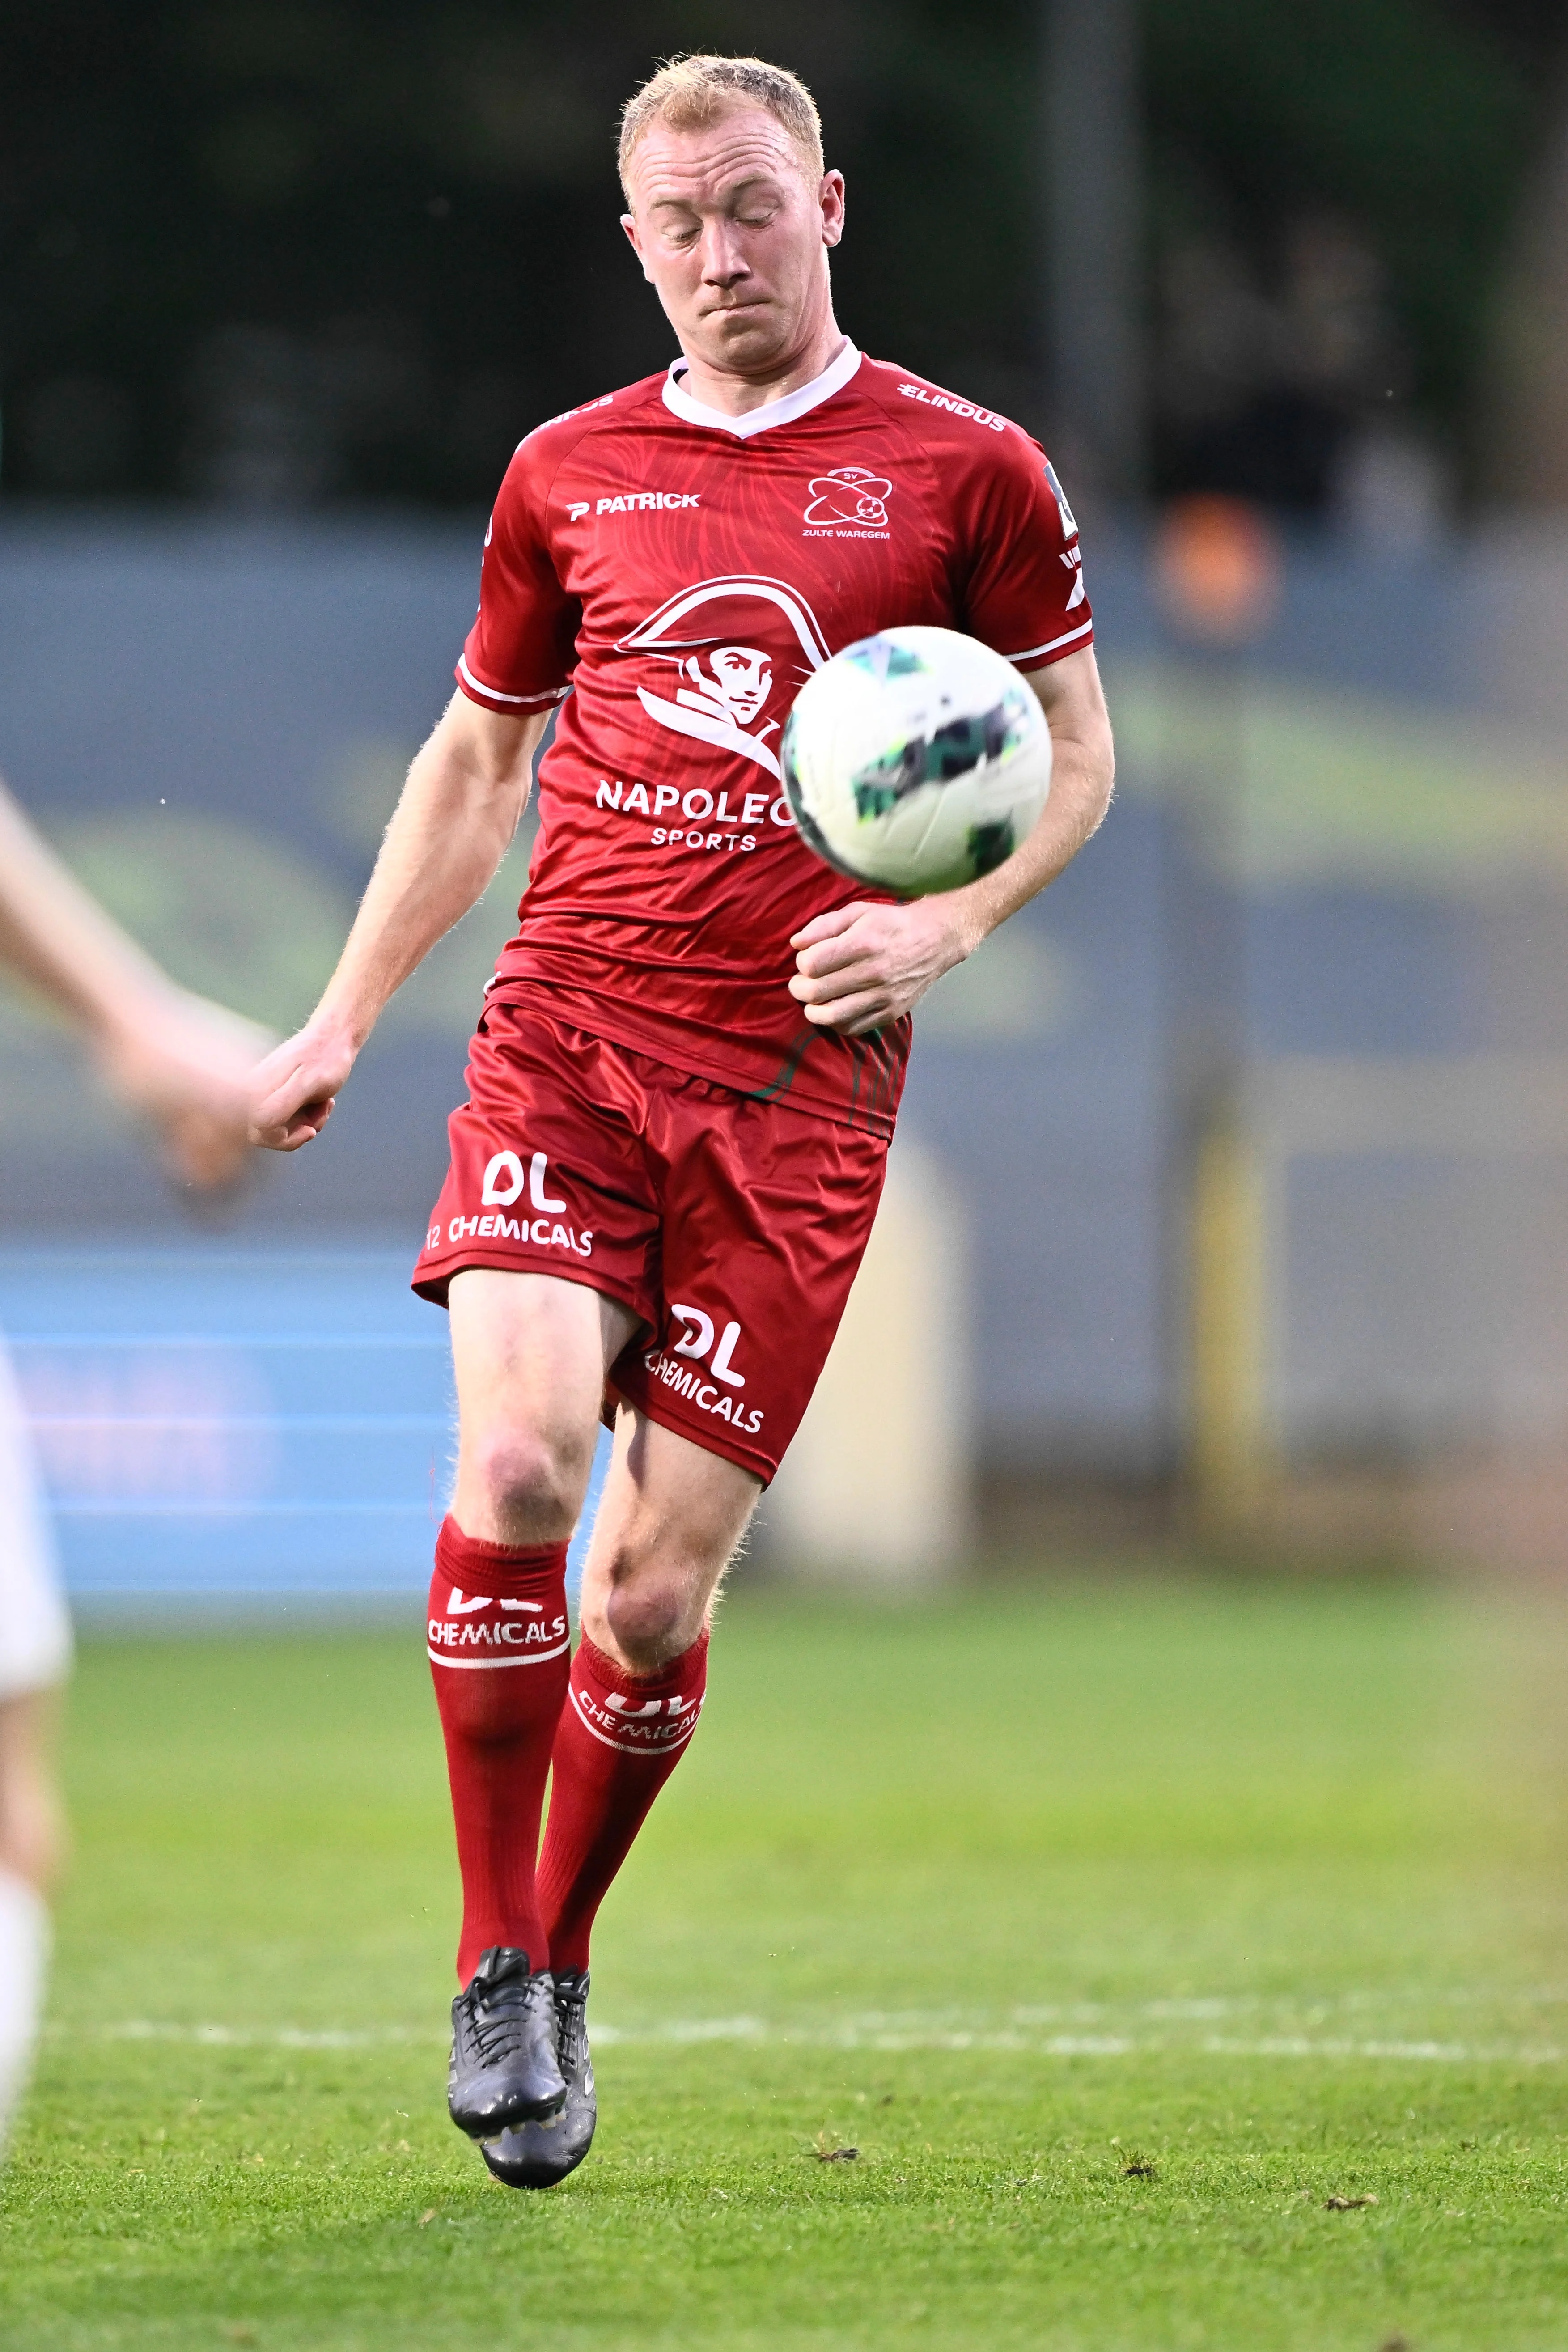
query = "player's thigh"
xmin=449 ymin=1269 xmax=640 ymax=1531
xmin=578 ymin=1405 xmax=762 ymax=1661
xmin=611 ymin=1083 xmax=890 ymax=1486
xmin=413 ymin=1002 xmax=661 ymax=1324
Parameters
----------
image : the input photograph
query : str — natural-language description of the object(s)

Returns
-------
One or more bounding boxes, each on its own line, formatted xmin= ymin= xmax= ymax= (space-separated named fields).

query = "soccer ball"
xmin=780 ymin=625 xmax=1051 ymax=897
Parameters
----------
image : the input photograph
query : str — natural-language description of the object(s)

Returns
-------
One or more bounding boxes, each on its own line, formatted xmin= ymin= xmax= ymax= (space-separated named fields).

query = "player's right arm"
xmin=250 ymin=694 xmax=546 ymax=1152
xmin=255 ymin=413 xmax=579 ymax=1153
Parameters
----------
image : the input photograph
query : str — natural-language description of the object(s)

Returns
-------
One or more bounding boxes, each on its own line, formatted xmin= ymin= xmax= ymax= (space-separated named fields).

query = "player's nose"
xmin=697 ymin=221 xmax=752 ymax=287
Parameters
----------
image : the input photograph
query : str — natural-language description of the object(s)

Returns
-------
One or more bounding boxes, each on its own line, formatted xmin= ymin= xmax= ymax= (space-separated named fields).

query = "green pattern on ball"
xmin=844 ymin=637 xmax=929 ymax=678
xmin=850 ymin=696 xmax=1029 ymax=822
xmin=965 ymin=819 xmax=1016 ymax=877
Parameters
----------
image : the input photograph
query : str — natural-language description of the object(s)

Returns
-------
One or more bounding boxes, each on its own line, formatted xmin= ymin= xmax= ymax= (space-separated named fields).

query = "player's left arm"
xmin=788 ymin=644 xmax=1114 ymax=1035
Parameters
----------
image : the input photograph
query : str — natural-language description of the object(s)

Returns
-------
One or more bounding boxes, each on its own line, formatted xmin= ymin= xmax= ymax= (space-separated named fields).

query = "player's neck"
xmin=673 ymin=318 xmax=849 ymax=420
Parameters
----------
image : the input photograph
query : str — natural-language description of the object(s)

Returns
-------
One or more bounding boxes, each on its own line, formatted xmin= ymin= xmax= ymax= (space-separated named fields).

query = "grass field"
xmin=3 ymin=1574 xmax=1566 ymax=2350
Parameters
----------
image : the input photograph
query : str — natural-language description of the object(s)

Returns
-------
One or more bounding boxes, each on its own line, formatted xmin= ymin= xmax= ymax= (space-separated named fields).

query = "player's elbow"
xmin=1091 ymin=734 xmax=1116 ymax=826
xmin=1074 ymin=719 xmax=1115 ymax=834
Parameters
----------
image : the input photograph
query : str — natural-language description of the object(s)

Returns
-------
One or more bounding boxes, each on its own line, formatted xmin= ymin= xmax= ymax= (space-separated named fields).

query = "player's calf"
xmin=537 ymin=1627 xmax=710 ymax=1975
xmin=427 ymin=1521 xmax=571 ymax=1983
xmin=429 ymin=1517 xmax=580 ymax=2147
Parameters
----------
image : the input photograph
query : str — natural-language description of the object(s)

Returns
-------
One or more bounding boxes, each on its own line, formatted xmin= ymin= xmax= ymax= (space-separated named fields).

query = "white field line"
xmin=64 ymin=2003 xmax=1567 ymax=2067
xmin=91 ymin=2022 xmax=436 ymax=2050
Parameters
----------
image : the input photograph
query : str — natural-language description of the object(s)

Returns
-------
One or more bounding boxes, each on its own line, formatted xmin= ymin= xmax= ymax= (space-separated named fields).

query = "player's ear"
xmin=621 ymin=212 xmax=652 ymax=279
xmin=819 ymin=169 xmax=845 ymax=250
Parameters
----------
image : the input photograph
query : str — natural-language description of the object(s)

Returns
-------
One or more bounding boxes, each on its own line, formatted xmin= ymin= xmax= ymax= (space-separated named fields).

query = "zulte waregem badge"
xmin=802 ymin=466 xmax=893 ymax=538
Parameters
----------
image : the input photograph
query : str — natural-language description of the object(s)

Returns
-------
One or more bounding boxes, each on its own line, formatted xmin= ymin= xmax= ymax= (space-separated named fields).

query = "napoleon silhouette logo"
xmin=616 ymin=576 xmax=831 ymax=779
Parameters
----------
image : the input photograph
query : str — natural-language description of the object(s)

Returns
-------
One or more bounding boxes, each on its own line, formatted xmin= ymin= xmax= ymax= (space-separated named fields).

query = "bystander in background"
xmin=0 ymin=779 xmax=263 ymax=2149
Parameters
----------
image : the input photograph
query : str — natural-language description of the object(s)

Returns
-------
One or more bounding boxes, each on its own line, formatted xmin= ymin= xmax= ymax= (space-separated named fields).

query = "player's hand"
xmin=249 ymin=1018 xmax=358 ymax=1153
xmin=788 ymin=899 xmax=974 ymax=1035
xmin=97 ymin=989 xmax=274 ymax=1191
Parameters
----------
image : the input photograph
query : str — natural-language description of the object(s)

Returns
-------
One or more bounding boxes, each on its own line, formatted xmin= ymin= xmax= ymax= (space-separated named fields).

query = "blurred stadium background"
xmin=5 ymin=0 xmax=1568 ymax=1601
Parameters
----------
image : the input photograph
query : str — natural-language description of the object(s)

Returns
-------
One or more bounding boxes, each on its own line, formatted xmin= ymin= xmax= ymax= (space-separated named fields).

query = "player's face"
xmin=621 ymin=106 xmax=844 ymax=379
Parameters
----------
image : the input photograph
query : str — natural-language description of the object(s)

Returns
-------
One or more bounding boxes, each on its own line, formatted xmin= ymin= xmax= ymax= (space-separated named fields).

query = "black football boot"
xmin=479 ymin=1967 xmax=597 ymax=2188
xmin=447 ymin=1947 xmax=566 ymax=2138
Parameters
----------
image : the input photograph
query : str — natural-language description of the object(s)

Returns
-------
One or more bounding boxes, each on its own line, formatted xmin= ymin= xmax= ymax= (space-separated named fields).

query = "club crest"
xmin=803 ymin=466 xmax=892 ymax=529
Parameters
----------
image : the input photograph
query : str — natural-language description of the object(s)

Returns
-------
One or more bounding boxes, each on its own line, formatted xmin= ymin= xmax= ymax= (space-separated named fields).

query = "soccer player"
xmin=250 ymin=53 xmax=1115 ymax=2188
xmin=0 ymin=777 xmax=262 ymax=2151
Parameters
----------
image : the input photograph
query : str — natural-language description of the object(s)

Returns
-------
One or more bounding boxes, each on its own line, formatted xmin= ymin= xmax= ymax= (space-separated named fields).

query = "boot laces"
xmin=463 ymin=1972 xmax=540 ymax=2064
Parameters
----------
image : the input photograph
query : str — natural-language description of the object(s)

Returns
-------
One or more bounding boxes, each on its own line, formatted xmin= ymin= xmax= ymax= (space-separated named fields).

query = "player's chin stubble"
xmin=696 ymin=302 xmax=791 ymax=371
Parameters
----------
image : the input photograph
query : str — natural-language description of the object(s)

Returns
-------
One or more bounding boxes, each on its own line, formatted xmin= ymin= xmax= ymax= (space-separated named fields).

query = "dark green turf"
xmin=3 ymin=1578 xmax=1565 ymax=2349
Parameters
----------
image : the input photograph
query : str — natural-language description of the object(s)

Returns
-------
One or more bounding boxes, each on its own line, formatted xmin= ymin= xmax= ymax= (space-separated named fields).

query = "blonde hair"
xmin=618 ymin=55 xmax=825 ymax=194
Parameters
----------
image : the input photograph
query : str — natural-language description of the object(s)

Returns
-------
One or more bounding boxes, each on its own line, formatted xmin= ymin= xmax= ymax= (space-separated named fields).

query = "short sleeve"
xmin=954 ymin=432 xmax=1093 ymax=673
xmin=456 ymin=436 xmax=582 ymax=715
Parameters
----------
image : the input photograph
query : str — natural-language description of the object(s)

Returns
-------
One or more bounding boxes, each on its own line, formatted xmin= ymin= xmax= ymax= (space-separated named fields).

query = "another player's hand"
xmin=98 ymin=989 xmax=274 ymax=1191
xmin=788 ymin=899 xmax=975 ymax=1035
xmin=249 ymin=1019 xmax=358 ymax=1153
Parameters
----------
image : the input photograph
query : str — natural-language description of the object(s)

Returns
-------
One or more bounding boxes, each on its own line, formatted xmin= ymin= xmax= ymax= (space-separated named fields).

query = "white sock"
xmin=0 ymin=1867 xmax=49 ymax=2156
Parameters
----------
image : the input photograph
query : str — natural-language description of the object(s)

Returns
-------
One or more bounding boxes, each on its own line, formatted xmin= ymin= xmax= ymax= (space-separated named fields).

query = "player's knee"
xmin=463 ymin=1425 xmax=586 ymax=1544
xmin=602 ymin=1571 xmax=704 ymax=1675
xmin=0 ymin=1771 xmax=66 ymax=1897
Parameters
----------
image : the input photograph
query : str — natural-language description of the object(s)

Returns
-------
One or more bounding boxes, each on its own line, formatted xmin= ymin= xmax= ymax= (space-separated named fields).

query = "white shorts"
xmin=0 ymin=1339 xmax=72 ymax=1703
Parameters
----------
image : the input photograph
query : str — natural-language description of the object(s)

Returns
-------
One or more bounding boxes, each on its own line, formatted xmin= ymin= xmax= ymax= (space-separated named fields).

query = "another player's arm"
xmin=0 ymin=778 xmax=265 ymax=1186
xmin=788 ymin=644 xmax=1114 ymax=1035
xmin=251 ymin=693 xmax=547 ymax=1151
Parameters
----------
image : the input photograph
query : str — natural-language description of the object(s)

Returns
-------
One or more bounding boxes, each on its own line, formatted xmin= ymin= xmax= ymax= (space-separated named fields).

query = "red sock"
xmin=537 ymin=1628 xmax=710 ymax=1973
xmin=426 ymin=1517 xmax=571 ymax=1985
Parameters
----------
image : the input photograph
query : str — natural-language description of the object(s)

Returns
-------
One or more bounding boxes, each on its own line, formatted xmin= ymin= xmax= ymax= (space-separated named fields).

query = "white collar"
xmin=662 ymin=339 xmax=862 ymax=438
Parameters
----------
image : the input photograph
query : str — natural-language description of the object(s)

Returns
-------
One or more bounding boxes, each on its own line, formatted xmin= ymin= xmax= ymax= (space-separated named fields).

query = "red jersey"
xmin=456 ymin=341 xmax=1092 ymax=1138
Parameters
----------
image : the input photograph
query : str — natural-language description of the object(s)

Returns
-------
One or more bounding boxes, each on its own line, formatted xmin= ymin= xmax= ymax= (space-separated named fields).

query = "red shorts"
xmin=412 ymin=999 xmax=889 ymax=1483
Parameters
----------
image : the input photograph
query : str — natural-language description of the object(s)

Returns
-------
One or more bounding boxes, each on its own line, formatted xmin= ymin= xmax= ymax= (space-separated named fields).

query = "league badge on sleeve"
xmin=1044 ymin=458 xmax=1079 ymax=540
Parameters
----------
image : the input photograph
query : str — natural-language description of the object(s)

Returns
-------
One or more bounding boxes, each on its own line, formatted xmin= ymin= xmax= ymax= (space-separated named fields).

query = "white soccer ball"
xmin=781 ymin=625 xmax=1051 ymax=897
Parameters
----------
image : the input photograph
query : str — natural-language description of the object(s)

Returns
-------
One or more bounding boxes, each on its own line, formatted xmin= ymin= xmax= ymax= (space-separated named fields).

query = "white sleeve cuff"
xmin=457 ymin=656 xmax=571 ymax=710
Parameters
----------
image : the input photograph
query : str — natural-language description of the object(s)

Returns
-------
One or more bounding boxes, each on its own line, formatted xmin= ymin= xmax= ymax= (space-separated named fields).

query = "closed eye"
xmin=659 ymin=206 xmax=778 ymax=244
